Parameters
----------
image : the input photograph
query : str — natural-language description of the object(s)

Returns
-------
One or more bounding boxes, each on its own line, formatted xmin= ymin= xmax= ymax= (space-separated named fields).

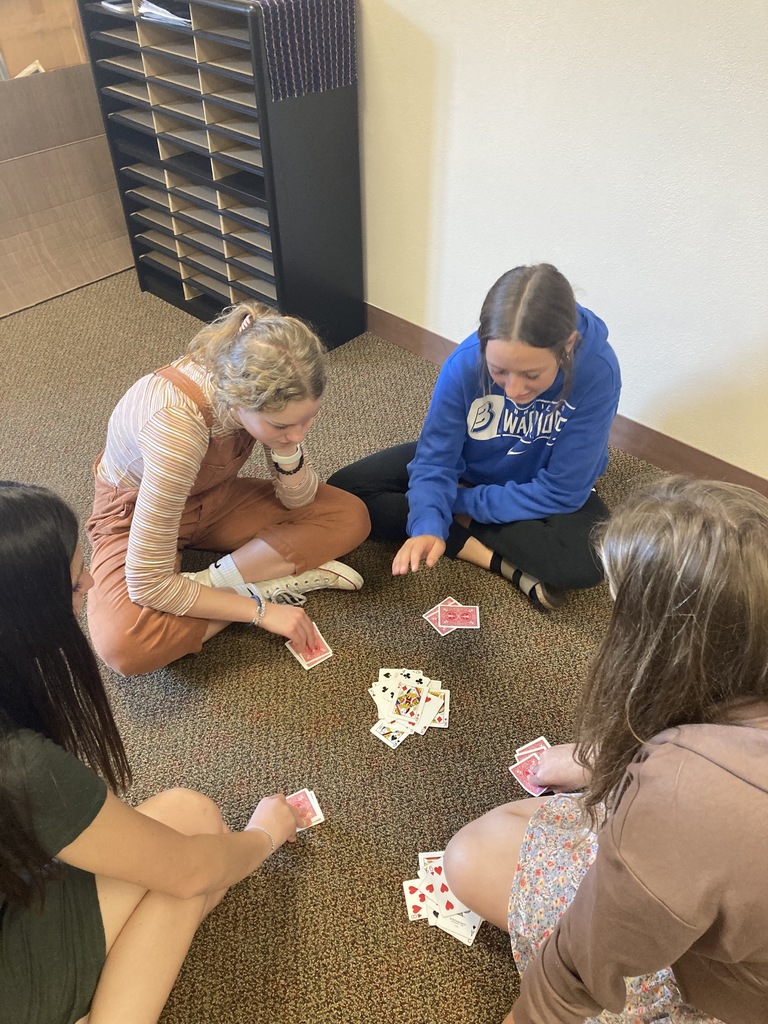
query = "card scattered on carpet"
xmin=423 ymin=596 xmax=480 ymax=635
xmin=402 ymin=850 xmax=483 ymax=945
xmin=369 ymin=668 xmax=450 ymax=748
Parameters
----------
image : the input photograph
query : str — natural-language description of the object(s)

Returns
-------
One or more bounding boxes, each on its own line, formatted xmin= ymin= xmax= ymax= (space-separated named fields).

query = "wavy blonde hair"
xmin=187 ymin=301 xmax=326 ymax=420
xmin=577 ymin=475 xmax=768 ymax=825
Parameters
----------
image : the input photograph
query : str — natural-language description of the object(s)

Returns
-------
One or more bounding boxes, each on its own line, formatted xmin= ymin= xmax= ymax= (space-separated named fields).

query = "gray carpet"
xmin=2 ymin=272 xmax=662 ymax=1023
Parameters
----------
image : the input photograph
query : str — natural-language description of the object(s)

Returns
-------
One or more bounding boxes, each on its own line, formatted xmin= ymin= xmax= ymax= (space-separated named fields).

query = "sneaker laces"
xmin=260 ymin=581 xmax=308 ymax=606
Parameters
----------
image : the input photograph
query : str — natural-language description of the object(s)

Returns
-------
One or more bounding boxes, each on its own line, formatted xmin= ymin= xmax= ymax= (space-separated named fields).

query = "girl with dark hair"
xmin=329 ymin=264 xmax=621 ymax=609
xmin=86 ymin=301 xmax=370 ymax=677
xmin=0 ymin=482 xmax=308 ymax=1024
xmin=443 ymin=477 xmax=768 ymax=1024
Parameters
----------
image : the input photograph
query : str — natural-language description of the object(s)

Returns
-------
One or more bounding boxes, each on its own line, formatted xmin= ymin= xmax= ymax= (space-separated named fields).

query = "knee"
xmin=443 ymin=825 xmax=480 ymax=904
xmin=93 ymin=635 xmax=171 ymax=677
xmin=328 ymin=487 xmax=371 ymax=548
xmin=145 ymin=788 xmax=227 ymax=836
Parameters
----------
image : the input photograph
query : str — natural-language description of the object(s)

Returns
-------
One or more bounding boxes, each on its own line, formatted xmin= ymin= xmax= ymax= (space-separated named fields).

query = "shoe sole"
xmin=322 ymin=560 xmax=364 ymax=591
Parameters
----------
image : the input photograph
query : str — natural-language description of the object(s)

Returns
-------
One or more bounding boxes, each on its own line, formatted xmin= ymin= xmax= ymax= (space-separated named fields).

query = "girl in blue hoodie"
xmin=329 ymin=264 xmax=621 ymax=609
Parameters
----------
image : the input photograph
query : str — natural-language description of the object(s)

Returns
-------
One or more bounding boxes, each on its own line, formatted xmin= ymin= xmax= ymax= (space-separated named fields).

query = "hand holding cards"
xmin=286 ymin=623 xmax=333 ymax=669
xmin=286 ymin=788 xmax=325 ymax=831
xmin=509 ymin=735 xmax=551 ymax=796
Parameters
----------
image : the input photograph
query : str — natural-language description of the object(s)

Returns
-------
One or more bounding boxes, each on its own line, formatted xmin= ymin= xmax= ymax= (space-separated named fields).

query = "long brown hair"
xmin=576 ymin=476 xmax=768 ymax=826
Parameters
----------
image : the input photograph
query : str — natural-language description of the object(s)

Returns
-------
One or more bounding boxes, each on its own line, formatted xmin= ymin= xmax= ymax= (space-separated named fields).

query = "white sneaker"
xmin=255 ymin=560 xmax=364 ymax=606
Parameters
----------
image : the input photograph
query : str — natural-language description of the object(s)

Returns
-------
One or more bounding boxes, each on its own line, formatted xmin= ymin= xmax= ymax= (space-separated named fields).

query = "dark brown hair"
xmin=577 ymin=476 xmax=768 ymax=826
xmin=478 ymin=264 xmax=578 ymax=401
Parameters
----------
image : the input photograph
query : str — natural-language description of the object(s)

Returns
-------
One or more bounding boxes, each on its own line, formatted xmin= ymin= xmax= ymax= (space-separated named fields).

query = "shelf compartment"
xmin=143 ymin=38 xmax=198 ymax=62
xmin=156 ymin=98 xmax=207 ymax=122
xmin=103 ymin=81 xmax=152 ymax=106
xmin=125 ymin=185 xmax=172 ymax=210
xmin=229 ymin=251 xmax=275 ymax=282
xmin=92 ymin=25 xmax=141 ymax=48
xmin=121 ymin=161 xmax=167 ymax=187
xmin=97 ymin=53 xmax=146 ymax=79
xmin=135 ymin=230 xmax=179 ymax=257
xmin=178 ymin=228 xmax=227 ymax=258
xmin=202 ymin=56 xmax=253 ymax=82
xmin=202 ymin=83 xmax=256 ymax=113
xmin=109 ymin=108 xmax=159 ymax=137
xmin=85 ymin=2 xmax=137 ymax=21
xmin=220 ymin=203 xmax=269 ymax=229
xmin=180 ymin=250 xmax=230 ymax=282
xmin=205 ymin=113 xmax=261 ymax=145
xmin=171 ymin=205 xmax=223 ymax=231
xmin=140 ymin=250 xmax=182 ymax=278
xmin=170 ymin=182 xmax=220 ymax=208
xmin=191 ymin=7 xmax=250 ymax=48
xmin=184 ymin=270 xmax=232 ymax=303
xmin=223 ymin=225 xmax=272 ymax=258
xmin=130 ymin=207 xmax=175 ymax=232
xmin=235 ymin=275 xmax=278 ymax=303
xmin=195 ymin=25 xmax=250 ymax=48
xmin=210 ymin=146 xmax=263 ymax=172
xmin=149 ymin=67 xmax=202 ymax=93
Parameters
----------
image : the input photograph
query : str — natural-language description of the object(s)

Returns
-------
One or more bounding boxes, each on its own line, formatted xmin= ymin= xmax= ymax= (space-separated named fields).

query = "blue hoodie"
xmin=406 ymin=304 xmax=621 ymax=539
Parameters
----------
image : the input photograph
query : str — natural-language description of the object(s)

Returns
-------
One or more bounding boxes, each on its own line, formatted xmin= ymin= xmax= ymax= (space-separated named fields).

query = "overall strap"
xmin=154 ymin=365 xmax=214 ymax=430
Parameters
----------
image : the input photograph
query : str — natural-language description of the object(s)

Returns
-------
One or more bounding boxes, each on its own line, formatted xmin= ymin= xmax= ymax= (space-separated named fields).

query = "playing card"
xmin=423 ymin=596 xmax=460 ymax=635
xmin=390 ymin=681 xmax=429 ymax=729
xmin=370 ymin=719 xmax=411 ymax=749
xmin=411 ymin=686 xmax=444 ymax=734
xmin=286 ymin=788 xmax=325 ymax=830
xmin=432 ymin=876 xmax=470 ymax=917
xmin=515 ymin=735 xmax=551 ymax=759
xmin=509 ymin=753 xmax=547 ymax=796
xmin=402 ymin=879 xmax=430 ymax=921
xmin=285 ymin=624 xmax=333 ymax=669
xmin=428 ymin=688 xmax=450 ymax=729
xmin=437 ymin=603 xmax=480 ymax=629
xmin=429 ymin=907 xmax=482 ymax=946
xmin=418 ymin=850 xmax=445 ymax=875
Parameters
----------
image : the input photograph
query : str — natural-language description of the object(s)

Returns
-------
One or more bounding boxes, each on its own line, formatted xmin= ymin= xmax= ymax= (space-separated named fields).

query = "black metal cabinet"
xmin=78 ymin=0 xmax=363 ymax=348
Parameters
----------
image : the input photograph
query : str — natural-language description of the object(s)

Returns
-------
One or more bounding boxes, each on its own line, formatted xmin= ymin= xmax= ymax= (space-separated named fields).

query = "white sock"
xmin=181 ymin=554 xmax=246 ymax=589
xmin=208 ymin=554 xmax=246 ymax=588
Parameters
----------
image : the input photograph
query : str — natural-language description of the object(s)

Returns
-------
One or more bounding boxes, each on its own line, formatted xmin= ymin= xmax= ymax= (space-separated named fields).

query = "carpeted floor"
xmin=2 ymin=272 xmax=662 ymax=1023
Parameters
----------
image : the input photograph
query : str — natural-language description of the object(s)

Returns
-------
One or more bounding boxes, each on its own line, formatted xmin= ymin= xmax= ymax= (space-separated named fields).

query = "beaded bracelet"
xmin=249 ymin=593 xmax=266 ymax=626
xmin=270 ymin=443 xmax=302 ymax=465
xmin=273 ymin=452 xmax=305 ymax=476
xmin=246 ymin=824 xmax=275 ymax=855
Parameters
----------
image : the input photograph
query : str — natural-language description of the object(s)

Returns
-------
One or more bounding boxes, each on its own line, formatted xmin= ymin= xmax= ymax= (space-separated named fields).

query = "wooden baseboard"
xmin=365 ymin=303 xmax=768 ymax=497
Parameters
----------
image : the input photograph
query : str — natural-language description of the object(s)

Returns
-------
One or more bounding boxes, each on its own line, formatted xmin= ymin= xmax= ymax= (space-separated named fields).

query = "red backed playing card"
xmin=286 ymin=787 xmax=324 ymax=830
xmin=437 ymin=604 xmax=480 ymax=629
xmin=286 ymin=623 xmax=333 ymax=669
xmin=509 ymin=753 xmax=547 ymax=796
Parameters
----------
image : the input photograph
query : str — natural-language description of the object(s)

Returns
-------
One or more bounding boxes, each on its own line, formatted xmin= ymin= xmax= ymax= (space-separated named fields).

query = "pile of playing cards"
xmin=369 ymin=669 xmax=450 ymax=748
xmin=402 ymin=851 xmax=483 ymax=946
xmin=509 ymin=735 xmax=551 ymax=796
xmin=285 ymin=623 xmax=333 ymax=670
xmin=286 ymin=787 xmax=325 ymax=831
xmin=423 ymin=596 xmax=480 ymax=635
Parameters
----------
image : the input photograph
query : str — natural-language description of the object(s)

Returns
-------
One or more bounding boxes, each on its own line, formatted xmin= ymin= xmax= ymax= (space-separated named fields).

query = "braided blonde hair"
xmin=187 ymin=302 xmax=326 ymax=420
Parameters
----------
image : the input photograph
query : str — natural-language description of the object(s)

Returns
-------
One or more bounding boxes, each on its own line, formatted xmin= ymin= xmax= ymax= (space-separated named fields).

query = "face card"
xmin=411 ymin=688 xmax=444 ymax=734
xmin=370 ymin=719 xmax=411 ymax=749
xmin=390 ymin=682 xmax=428 ymax=728
xmin=509 ymin=753 xmax=548 ymax=796
xmin=285 ymin=624 xmax=332 ymax=669
xmin=437 ymin=603 xmax=480 ymax=629
xmin=286 ymin=787 xmax=324 ymax=830
xmin=428 ymin=688 xmax=450 ymax=729
xmin=515 ymin=735 xmax=551 ymax=759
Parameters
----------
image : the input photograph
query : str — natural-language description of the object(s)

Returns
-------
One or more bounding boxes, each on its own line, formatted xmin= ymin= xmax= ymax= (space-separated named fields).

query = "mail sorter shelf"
xmin=80 ymin=0 xmax=364 ymax=347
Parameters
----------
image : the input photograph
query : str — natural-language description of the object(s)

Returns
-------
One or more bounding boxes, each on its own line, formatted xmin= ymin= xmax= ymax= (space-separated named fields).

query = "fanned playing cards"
xmin=369 ymin=668 xmax=450 ymax=748
xmin=402 ymin=850 xmax=483 ymax=945
xmin=508 ymin=735 xmax=551 ymax=796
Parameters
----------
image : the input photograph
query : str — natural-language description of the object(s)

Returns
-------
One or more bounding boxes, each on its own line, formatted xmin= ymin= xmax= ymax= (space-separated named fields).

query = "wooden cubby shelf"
xmin=80 ymin=0 xmax=363 ymax=347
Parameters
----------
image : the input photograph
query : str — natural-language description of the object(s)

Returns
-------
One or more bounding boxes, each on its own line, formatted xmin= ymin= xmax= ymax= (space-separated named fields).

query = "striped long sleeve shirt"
xmin=97 ymin=356 xmax=318 ymax=616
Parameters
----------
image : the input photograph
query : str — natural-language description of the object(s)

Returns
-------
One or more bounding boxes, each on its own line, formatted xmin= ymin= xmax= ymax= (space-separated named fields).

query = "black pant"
xmin=328 ymin=443 xmax=608 ymax=589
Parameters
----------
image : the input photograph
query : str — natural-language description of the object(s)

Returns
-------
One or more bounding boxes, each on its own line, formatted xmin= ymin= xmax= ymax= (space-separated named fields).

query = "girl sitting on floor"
xmin=444 ymin=476 xmax=768 ymax=1024
xmin=329 ymin=263 xmax=621 ymax=609
xmin=86 ymin=302 xmax=370 ymax=676
xmin=0 ymin=481 xmax=308 ymax=1024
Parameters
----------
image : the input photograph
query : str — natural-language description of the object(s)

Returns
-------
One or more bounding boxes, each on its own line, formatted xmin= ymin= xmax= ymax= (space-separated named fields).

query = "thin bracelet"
xmin=249 ymin=593 xmax=266 ymax=626
xmin=274 ymin=452 xmax=305 ymax=476
xmin=246 ymin=824 xmax=275 ymax=855
xmin=271 ymin=443 xmax=302 ymax=465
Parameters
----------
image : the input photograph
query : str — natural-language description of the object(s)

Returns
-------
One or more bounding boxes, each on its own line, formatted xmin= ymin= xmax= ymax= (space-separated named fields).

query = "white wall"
xmin=358 ymin=0 xmax=768 ymax=477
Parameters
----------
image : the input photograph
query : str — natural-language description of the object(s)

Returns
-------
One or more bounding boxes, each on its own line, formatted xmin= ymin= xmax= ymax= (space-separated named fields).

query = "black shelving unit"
xmin=78 ymin=0 xmax=364 ymax=348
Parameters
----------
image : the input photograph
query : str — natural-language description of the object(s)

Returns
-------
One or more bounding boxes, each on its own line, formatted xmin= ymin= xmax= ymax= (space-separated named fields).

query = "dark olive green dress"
xmin=0 ymin=730 xmax=107 ymax=1024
